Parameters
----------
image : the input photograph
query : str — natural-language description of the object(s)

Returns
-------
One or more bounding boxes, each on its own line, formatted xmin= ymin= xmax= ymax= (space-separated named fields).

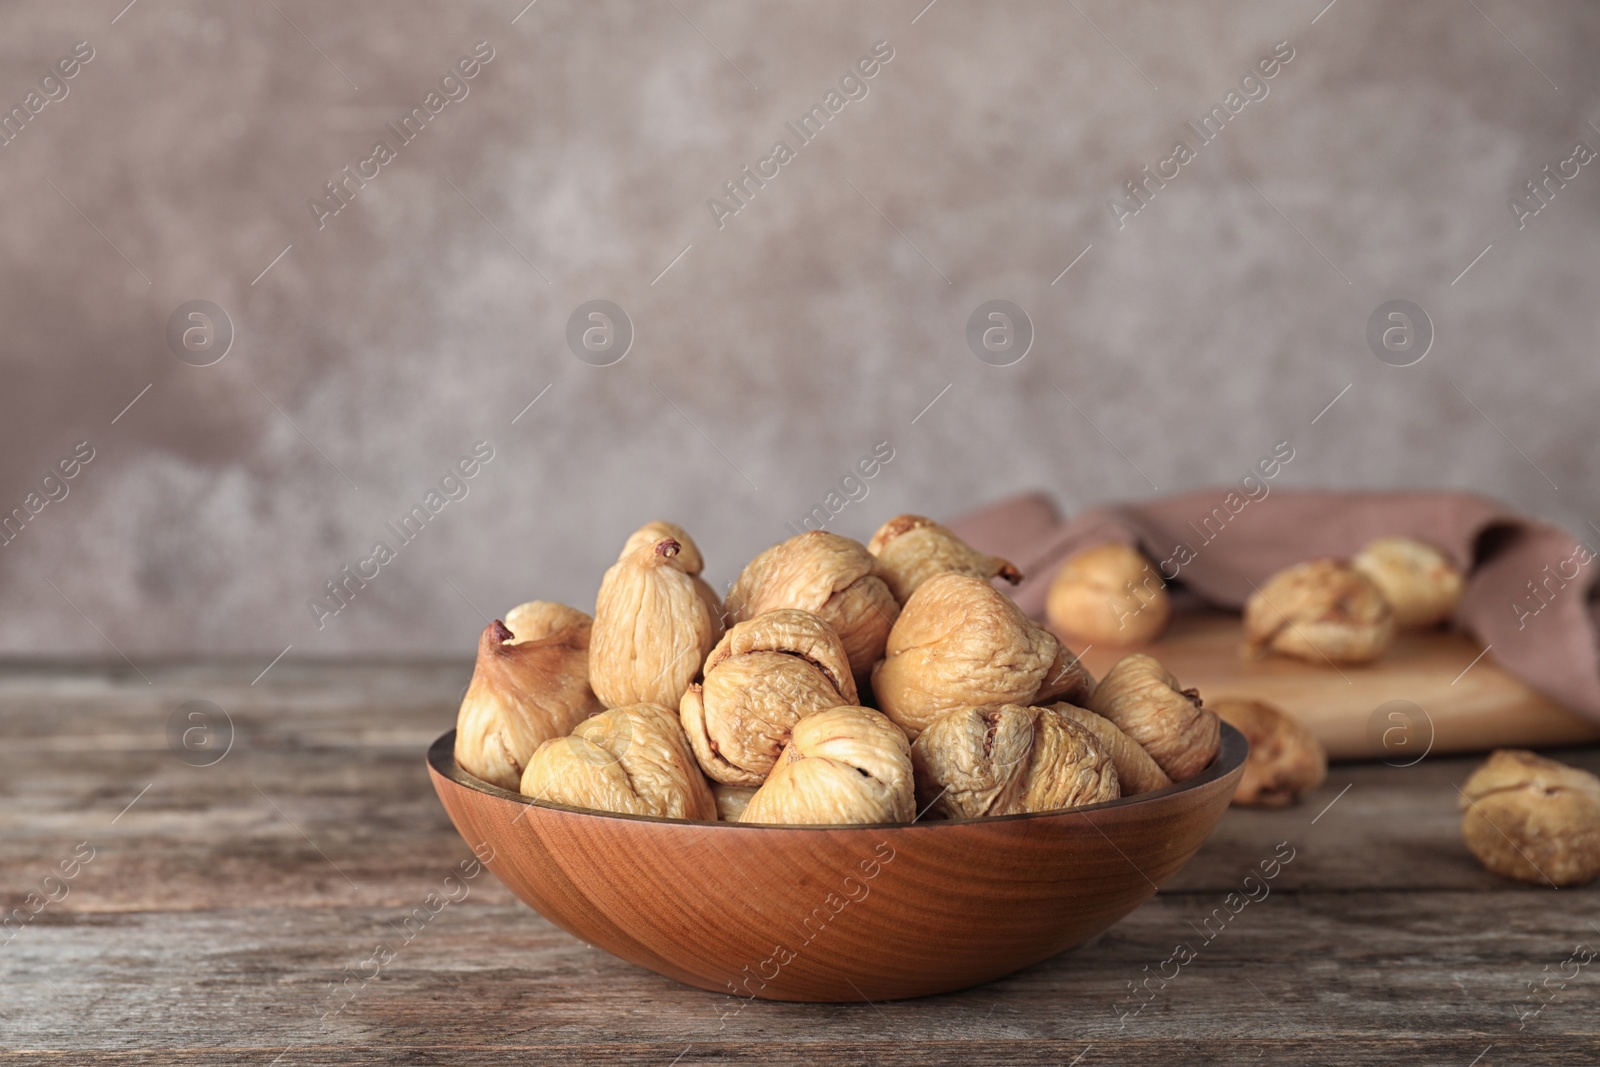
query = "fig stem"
xmin=491 ymin=619 xmax=514 ymax=644
xmin=655 ymin=538 xmax=681 ymax=558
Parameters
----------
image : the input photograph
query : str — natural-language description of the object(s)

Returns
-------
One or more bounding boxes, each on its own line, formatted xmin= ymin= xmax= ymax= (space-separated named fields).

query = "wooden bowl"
xmin=427 ymin=723 xmax=1247 ymax=1002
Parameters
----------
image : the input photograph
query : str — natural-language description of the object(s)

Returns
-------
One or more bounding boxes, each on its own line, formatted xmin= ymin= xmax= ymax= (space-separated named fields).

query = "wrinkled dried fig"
xmin=740 ymin=706 xmax=915 ymax=826
xmin=1243 ymin=559 xmax=1395 ymax=665
xmin=1210 ymin=698 xmax=1327 ymax=808
xmin=1353 ymin=536 xmax=1463 ymax=629
xmin=620 ymin=521 xmax=726 ymax=638
xmin=725 ymin=531 xmax=899 ymax=681
xmin=1087 ymin=654 xmax=1219 ymax=782
xmin=590 ymin=534 xmax=718 ymax=709
xmin=1046 ymin=542 xmax=1172 ymax=647
xmin=867 ymin=514 xmax=1022 ymax=604
xmin=911 ymin=704 xmax=1119 ymax=819
xmin=455 ymin=603 xmax=605 ymax=790
xmin=519 ymin=702 xmax=715 ymax=821
xmin=680 ymin=608 xmax=857 ymax=786
xmin=871 ymin=573 xmax=1091 ymax=739
xmin=713 ymin=783 xmax=758 ymax=822
xmin=1458 ymin=749 xmax=1600 ymax=887
xmin=1045 ymin=703 xmax=1171 ymax=796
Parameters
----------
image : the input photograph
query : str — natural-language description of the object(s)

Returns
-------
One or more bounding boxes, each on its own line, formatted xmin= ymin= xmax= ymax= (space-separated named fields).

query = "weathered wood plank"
xmin=2 ymin=661 xmax=1598 ymax=1064
xmin=3 ymin=894 xmax=1596 ymax=1053
xmin=4 ymin=1039 xmax=1597 ymax=1067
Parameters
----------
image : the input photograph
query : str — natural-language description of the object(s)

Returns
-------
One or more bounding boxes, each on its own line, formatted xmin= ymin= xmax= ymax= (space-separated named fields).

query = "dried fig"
xmin=620 ymin=521 xmax=726 ymax=638
xmin=1458 ymin=749 xmax=1600 ymax=887
xmin=1243 ymin=559 xmax=1394 ymax=665
xmin=1046 ymin=542 xmax=1171 ymax=647
xmin=713 ymin=783 xmax=758 ymax=822
xmin=911 ymin=704 xmax=1119 ymax=819
xmin=871 ymin=573 xmax=1090 ymax=739
xmin=1087 ymin=654 xmax=1219 ymax=782
xmin=867 ymin=514 xmax=1022 ymax=604
xmin=454 ymin=603 xmax=605 ymax=790
xmin=590 ymin=533 xmax=718 ymax=709
xmin=740 ymin=706 xmax=915 ymax=826
xmin=679 ymin=608 xmax=857 ymax=786
xmin=1210 ymin=698 xmax=1327 ymax=808
xmin=1045 ymin=703 xmax=1171 ymax=796
xmin=1353 ymin=536 xmax=1463 ymax=629
xmin=519 ymin=702 xmax=715 ymax=821
xmin=725 ymin=531 xmax=899 ymax=681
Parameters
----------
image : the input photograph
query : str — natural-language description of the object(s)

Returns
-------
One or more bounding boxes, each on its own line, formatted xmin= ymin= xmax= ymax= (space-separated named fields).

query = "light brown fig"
xmin=1210 ymin=698 xmax=1327 ymax=808
xmin=871 ymin=573 xmax=1090 ymax=739
xmin=1458 ymin=749 xmax=1600 ymax=887
xmin=1087 ymin=654 xmax=1219 ymax=783
xmin=518 ymin=703 xmax=715 ymax=821
xmin=867 ymin=514 xmax=1022 ymax=604
xmin=454 ymin=603 xmax=605 ymax=790
xmin=1353 ymin=536 xmax=1464 ymax=629
xmin=620 ymin=521 xmax=726 ymax=638
xmin=713 ymin=783 xmax=758 ymax=822
xmin=1045 ymin=703 xmax=1171 ymax=796
xmin=1242 ymin=559 xmax=1395 ymax=665
xmin=725 ymin=531 xmax=899 ymax=681
xmin=739 ymin=706 xmax=915 ymax=826
xmin=1045 ymin=542 xmax=1172 ymax=647
xmin=679 ymin=609 xmax=858 ymax=786
xmin=1040 ymin=641 xmax=1098 ymax=708
xmin=910 ymin=704 xmax=1119 ymax=819
xmin=590 ymin=534 xmax=718 ymax=709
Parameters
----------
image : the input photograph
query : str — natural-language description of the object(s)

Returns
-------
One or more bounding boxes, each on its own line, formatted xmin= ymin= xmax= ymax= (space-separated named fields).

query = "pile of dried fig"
xmin=454 ymin=515 xmax=1224 ymax=826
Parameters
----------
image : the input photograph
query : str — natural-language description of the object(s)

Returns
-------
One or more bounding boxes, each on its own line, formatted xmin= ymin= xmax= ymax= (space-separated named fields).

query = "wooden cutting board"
xmin=1073 ymin=612 xmax=1600 ymax=761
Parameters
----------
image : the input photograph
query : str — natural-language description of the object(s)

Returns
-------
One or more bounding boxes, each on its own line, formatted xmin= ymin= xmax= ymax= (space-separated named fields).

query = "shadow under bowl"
xmin=427 ymin=722 xmax=1247 ymax=1002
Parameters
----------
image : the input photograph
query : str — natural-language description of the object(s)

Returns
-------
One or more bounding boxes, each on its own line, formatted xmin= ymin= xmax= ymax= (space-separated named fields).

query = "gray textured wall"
xmin=2 ymin=0 xmax=1597 ymax=662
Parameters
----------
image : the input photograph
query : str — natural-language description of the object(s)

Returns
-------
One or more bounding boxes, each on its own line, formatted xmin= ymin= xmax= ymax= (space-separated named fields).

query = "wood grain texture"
xmin=429 ymin=729 xmax=1245 ymax=1002
xmin=1076 ymin=613 xmax=1600 ymax=759
xmin=1 ymin=661 xmax=1597 ymax=1064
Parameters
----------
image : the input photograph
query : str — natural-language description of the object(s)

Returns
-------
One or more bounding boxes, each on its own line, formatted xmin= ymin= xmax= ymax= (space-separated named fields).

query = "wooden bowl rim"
xmin=428 ymin=720 xmax=1247 ymax=831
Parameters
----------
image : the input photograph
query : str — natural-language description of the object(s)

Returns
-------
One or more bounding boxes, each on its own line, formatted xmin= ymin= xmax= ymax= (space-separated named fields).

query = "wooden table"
xmin=3 ymin=661 xmax=1597 ymax=1064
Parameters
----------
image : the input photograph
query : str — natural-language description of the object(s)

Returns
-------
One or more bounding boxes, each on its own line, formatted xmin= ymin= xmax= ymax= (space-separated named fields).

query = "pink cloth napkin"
xmin=948 ymin=490 xmax=1600 ymax=721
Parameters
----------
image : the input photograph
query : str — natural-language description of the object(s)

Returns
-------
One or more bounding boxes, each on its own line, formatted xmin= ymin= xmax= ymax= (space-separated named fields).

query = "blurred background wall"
xmin=1 ymin=0 xmax=1597 ymax=661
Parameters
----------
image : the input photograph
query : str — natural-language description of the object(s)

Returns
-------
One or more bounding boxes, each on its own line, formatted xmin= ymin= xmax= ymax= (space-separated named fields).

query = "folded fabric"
xmin=948 ymin=489 xmax=1600 ymax=722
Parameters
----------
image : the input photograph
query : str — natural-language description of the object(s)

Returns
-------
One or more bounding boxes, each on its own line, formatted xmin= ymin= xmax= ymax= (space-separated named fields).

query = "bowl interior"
xmin=428 ymin=722 xmax=1247 ymax=1001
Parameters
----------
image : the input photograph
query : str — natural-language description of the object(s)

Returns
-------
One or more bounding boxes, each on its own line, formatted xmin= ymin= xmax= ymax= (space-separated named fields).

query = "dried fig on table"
xmin=1045 ymin=703 xmax=1171 ymax=796
xmin=1210 ymin=698 xmax=1326 ymax=808
xmin=871 ymin=573 xmax=1093 ymax=739
xmin=454 ymin=602 xmax=605 ymax=791
xmin=519 ymin=703 xmax=716 ymax=821
xmin=713 ymin=783 xmax=758 ymax=822
xmin=590 ymin=532 xmax=718 ymax=709
xmin=739 ymin=706 xmax=915 ymax=826
xmin=1352 ymin=536 xmax=1463 ymax=628
xmin=679 ymin=609 xmax=857 ymax=786
xmin=911 ymin=704 xmax=1119 ymax=820
xmin=725 ymin=531 xmax=899 ymax=682
xmin=1087 ymin=654 xmax=1219 ymax=783
xmin=619 ymin=521 xmax=726 ymax=639
xmin=1242 ymin=559 xmax=1394 ymax=665
xmin=1458 ymin=749 xmax=1600 ymax=887
xmin=1045 ymin=542 xmax=1172 ymax=647
xmin=867 ymin=514 xmax=1022 ymax=604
